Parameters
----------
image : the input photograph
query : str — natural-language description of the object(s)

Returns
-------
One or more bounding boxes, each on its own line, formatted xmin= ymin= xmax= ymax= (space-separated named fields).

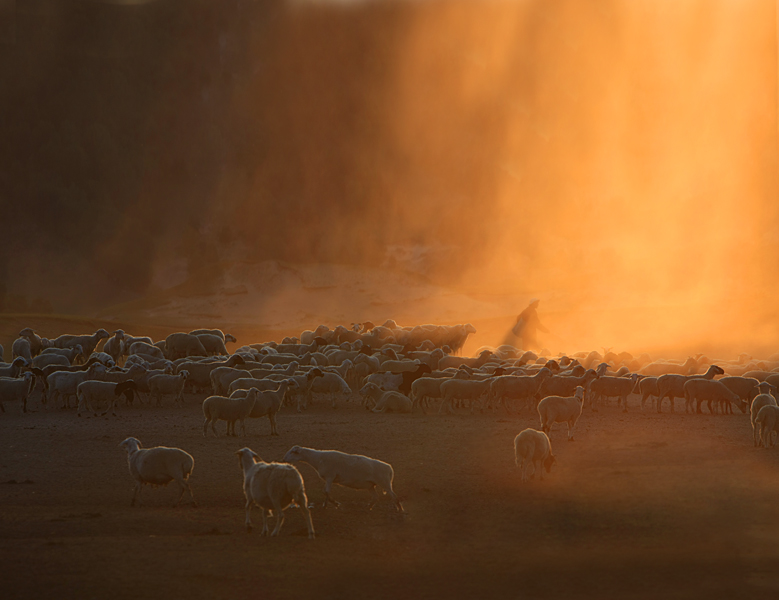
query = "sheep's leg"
xmin=523 ymin=460 xmax=533 ymax=483
xmin=203 ymin=418 xmax=209 ymax=437
xmin=323 ymin=479 xmax=341 ymax=508
xmin=567 ymin=420 xmax=575 ymax=441
xmin=622 ymin=394 xmax=628 ymax=413
xmin=132 ymin=482 xmax=142 ymax=507
xmin=296 ymin=493 xmax=315 ymax=539
xmin=271 ymin=506 xmax=285 ymax=536
xmin=174 ymin=480 xmax=187 ymax=507
xmin=244 ymin=499 xmax=254 ymax=532
xmin=367 ymin=484 xmax=381 ymax=510
xmin=753 ymin=424 xmax=760 ymax=447
xmin=260 ymin=509 xmax=270 ymax=536
xmin=269 ymin=413 xmax=279 ymax=436
xmin=537 ymin=460 xmax=544 ymax=481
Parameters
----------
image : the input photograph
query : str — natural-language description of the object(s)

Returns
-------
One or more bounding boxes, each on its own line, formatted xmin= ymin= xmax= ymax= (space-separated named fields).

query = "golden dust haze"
xmin=3 ymin=0 xmax=779 ymax=358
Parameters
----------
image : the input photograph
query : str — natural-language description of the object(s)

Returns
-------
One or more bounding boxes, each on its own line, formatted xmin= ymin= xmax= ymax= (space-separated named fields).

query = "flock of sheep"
xmin=3 ymin=320 xmax=779 ymax=538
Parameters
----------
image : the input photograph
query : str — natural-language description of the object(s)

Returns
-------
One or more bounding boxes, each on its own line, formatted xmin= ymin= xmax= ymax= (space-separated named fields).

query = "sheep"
xmin=148 ymin=371 xmax=189 ymax=407
xmin=176 ymin=354 xmax=245 ymax=393
xmin=76 ymin=380 xmax=137 ymax=417
xmin=33 ymin=352 xmax=73 ymax=369
xmin=359 ymin=382 xmax=412 ymax=413
xmin=409 ymin=377 xmax=449 ymax=414
xmin=682 ymin=379 xmax=742 ymax=415
xmin=102 ymin=330 xmax=125 ymax=364
xmin=89 ymin=351 xmax=117 ymax=367
xmin=639 ymin=357 xmax=699 ymax=377
xmin=0 ymin=373 xmax=35 ymax=413
xmin=189 ymin=328 xmax=237 ymax=343
xmin=587 ymin=373 xmax=639 ymax=412
xmin=119 ymin=437 xmax=196 ymax=507
xmin=245 ymin=380 xmax=297 ymax=436
xmin=308 ymin=372 xmax=352 ymax=408
xmin=52 ymin=329 xmax=110 ymax=359
xmin=18 ymin=328 xmax=48 ymax=357
xmin=128 ymin=342 xmax=164 ymax=359
xmin=750 ymin=383 xmax=777 ymax=446
xmin=194 ymin=333 xmax=230 ymax=356
xmin=0 ymin=357 xmax=30 ymax=378
xmin=438 ymin=378 xmax=493 ymax=414
xmin=202 ymin=388 xmax=260 ymax=437
xmin=514 ymin=428 xmax=556 ymax=483
xmin=282 ymin=445 xmax=403 ymax=511
xmin=755 ymin=405 xmax=779 ymax=448
xmin=165 ymin=332 xmax=208 ymax=360
xmin=719 ymin=376 xmax=760 ymax=408
xmin=656 ymin=365 xmax=725 ymax=413
xmin=235 ymin=448 xmax=314 ymax=538
xmin=638 ymin=376 xmax=659 ymax=410
xmin=438 ymin=349 xmax=493 ymax=371
xmin=120 ymin=335 xmax=153 ymax=357
xmin=46 ymin=363 xmax=107 ymax=409
xmin=489 ymin=368 xmax=552 ymax=414
xmin=538 ymin=369 xmax=599 ymax=401
xmin=378 ymin=359 xmax=420 ymax=373
xmin=11 ymin=337 xmax=32 ymax=362
xmin=537 ymin=386 xmax=585 ymax=441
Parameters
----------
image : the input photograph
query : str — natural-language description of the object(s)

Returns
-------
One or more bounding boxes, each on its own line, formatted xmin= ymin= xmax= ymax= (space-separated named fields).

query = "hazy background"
xmin=1 ymin=0 xmax=778 ymax=356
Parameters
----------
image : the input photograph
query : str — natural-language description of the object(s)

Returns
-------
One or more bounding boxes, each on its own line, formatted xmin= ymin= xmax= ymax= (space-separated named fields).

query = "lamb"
xmin=359 ymin=382 xmax=412 ymax=413
xmin=76 ymin=380 xmax=137 ymax=417
xmin=282 ymin=445 xmax=403 ymax=511
xmin=682 ymin=379 xmax=742 ymax=414
xmin=235 ymin=448 xmax=314 ymax=538
xmin=148 ymin=371 xmax=189 ymax=407
xmin=750 ymin=383 xmax=777 ymax=446
xmin=514 ymin=428 xmax=556 ymax=483
xmin=0 ymin=357 xmax=30 ymax=378
xmin=0 ymin=373 xmax=35 ymax=413
xmin=537 ymin=386 xmax=585 ymax=441
xmin=587 ymin=373 xmax=639 ymax=412
xmin=755 ymin=405 xmax=779 ymax=448
xmin=119 ymin=437 xmax=196 ymax=507
xmin=202 ymin=388 xmax=260 ymax=437
xmin=438 ymin=378 xmax=493 ymax=414
xmin=656 ymin=365 xmax=725 ymax=413
xmin=489 ymin=368 xmax=552 ymax=414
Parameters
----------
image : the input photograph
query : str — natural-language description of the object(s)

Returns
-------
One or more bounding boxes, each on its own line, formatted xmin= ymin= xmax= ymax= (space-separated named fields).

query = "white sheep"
xmin=359 ymin=382 xmax=412 ymax=413
xmin=235 ymin=448 xmax=315 ymax=538
xmin=76 ymin=380 xmax=137 ymax=417
xmin=308 ymin=372 xmax=352 ymax=409
xmin=202 ymin=388 xmax=260 ymax=437
xmin=0 ymin=357 xmax=29 ymax=378
xmin=756 ymin=405 xmax=779 ymax=448
xmin=514 ymin=428 xmax=556 ymax=483
xmin=282 ymin=445 xmax=403 ymax=511
xmin=438 ymin=378 xmax=492 ymax=414
xmin=537 ymin=386 xmax=585 ymax=441
xmin=11 ymin=337 xmax=32 ymax=362
xmin=148 ymin=371 xmax=189 ymax=407
xmin=246 ymin=380 xmax=297 ymax=436
xmin=119 ymin=437 xmax=196 ymax=507
xmin=751 ymin=383 xmax=777 ymax=446
xmin=46 ymin=363 xmax=106 ymax=408
xmin=587 ymin=373 xmax=639 ymax=412
xmin=0 ymin=373 xmax=35 ymax=413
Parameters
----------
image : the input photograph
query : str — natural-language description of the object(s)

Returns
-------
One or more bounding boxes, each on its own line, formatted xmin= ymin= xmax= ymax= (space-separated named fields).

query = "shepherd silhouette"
xmin=512 ymin=298 xmax=548 ymax=350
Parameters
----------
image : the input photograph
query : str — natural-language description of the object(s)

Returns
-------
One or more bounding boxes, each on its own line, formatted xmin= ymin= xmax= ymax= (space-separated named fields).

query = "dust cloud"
xmin=2 ymin=0 xmax=778 ymax=358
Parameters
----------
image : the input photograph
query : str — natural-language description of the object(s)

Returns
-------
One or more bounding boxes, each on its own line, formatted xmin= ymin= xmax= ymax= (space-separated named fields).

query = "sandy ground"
xmin=2 ymin=384 xmax=779 ymax=600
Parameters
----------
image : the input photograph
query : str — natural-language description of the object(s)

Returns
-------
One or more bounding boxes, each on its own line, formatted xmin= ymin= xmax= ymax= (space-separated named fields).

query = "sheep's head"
xmin=712 ymin=365 xmax=725 ymax=376
xmin=574 ymin=386 xmax=585 ymax=402
xmin=236 ymin=448 xmax=261 ymax=468
xmin=12 ymin=357 xmax=28 ymax=367
xmin=179 ymin=370 xmax=190 ymax=381
xmin=119 ymin=437 xmax=142 ymax=454
xmin=95 ymin=329 xmax=110 ymax=340
xmin=543 ymin=453 xmax=557 ymax=473
xmin=282 ymin=446 xmax=303 ymax=463
xmin=308 ymin=368 xmax=324 ymax=380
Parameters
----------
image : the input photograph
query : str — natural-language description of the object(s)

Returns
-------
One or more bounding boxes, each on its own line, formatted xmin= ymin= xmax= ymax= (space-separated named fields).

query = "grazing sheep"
xmin=750 ymin=383 xmax=777 ymax=446
xmin=682 ymin=379 xmax=742 ymax=414
xmin=309 ymin=372 xmax=352 ymax=408
xmin=148 ymin=371 xmax=189 ymax=407
xmin=165 ymin=332 xmax=208 ymax=360
xmin=189 ymin=329 xmax=237 ymax=344
xmin=656 ymin=365 xmax=725 ymax=413
xmin=202 ymin=388 xmax=260 ymax=437
xmin=0 ymin=373 xmax=35 ymax=413
xmin=719 ymin=376 xmax=760 ymax=408
xmin=128 ymin=342 xmax=164 ymax=359
xmin=755 ymin=405 xmax=779 ymax=448
xmin=194 ymin=333 xmax=230 ymax=356
xmin=359 ymin=382 xmax=412 ymax=413
xmin=588 ymin=373 xmax=639 ymax=412
xmin=235 ymin=448 xmax=314 ymax=538
xmin=514 ymin=428 xmax=556 ymax=483
xmin=283 ymin=445 xmax=403 ymax=511
xmin=490 ymin=368 xmax=552 ymax=414
xmin=76 ymin=380 xmax=137 ymax=417
xmin=0 ymin=357 xmax=30 ymax=378
xmin=119 ymin=437 xmax=196 ymax=507
xmin=537 ymin=386 xmax=585 ymax=441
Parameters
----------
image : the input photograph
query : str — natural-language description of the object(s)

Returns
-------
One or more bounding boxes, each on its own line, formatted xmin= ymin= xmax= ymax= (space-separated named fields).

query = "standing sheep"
xmin=755 ymin=405 xmax=779 ymax=448
xmin=514 ymin=428 xmax=556 ymax=483
xmin=148 ymin=371 xmax=189 ymax=407
xmin=202 ymin=388 xmax=260 ymax=437
xmin=537 ymin=386 xmax=585 ymax=441
xmin=119 ymin=437 xmax=196 ymax=507
xmin=235 ymin=448 xmax=314 ymax=538
xmin=750 ymin=383 xmax=777 ymax=446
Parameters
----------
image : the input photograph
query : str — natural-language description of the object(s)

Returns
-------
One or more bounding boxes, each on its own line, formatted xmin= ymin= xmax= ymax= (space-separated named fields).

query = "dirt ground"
xmin=2 ymin=385 xmax=779 ymax=600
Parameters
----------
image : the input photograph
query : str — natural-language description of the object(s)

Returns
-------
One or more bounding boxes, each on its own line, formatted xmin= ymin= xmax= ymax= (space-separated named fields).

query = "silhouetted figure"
xmin=512 ymin=298 xmax=548 ymax=350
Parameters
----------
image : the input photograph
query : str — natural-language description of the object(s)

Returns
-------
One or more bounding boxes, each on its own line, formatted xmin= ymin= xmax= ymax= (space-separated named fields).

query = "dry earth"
xmin=2 ymin=383 xmax=779 ymax=600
